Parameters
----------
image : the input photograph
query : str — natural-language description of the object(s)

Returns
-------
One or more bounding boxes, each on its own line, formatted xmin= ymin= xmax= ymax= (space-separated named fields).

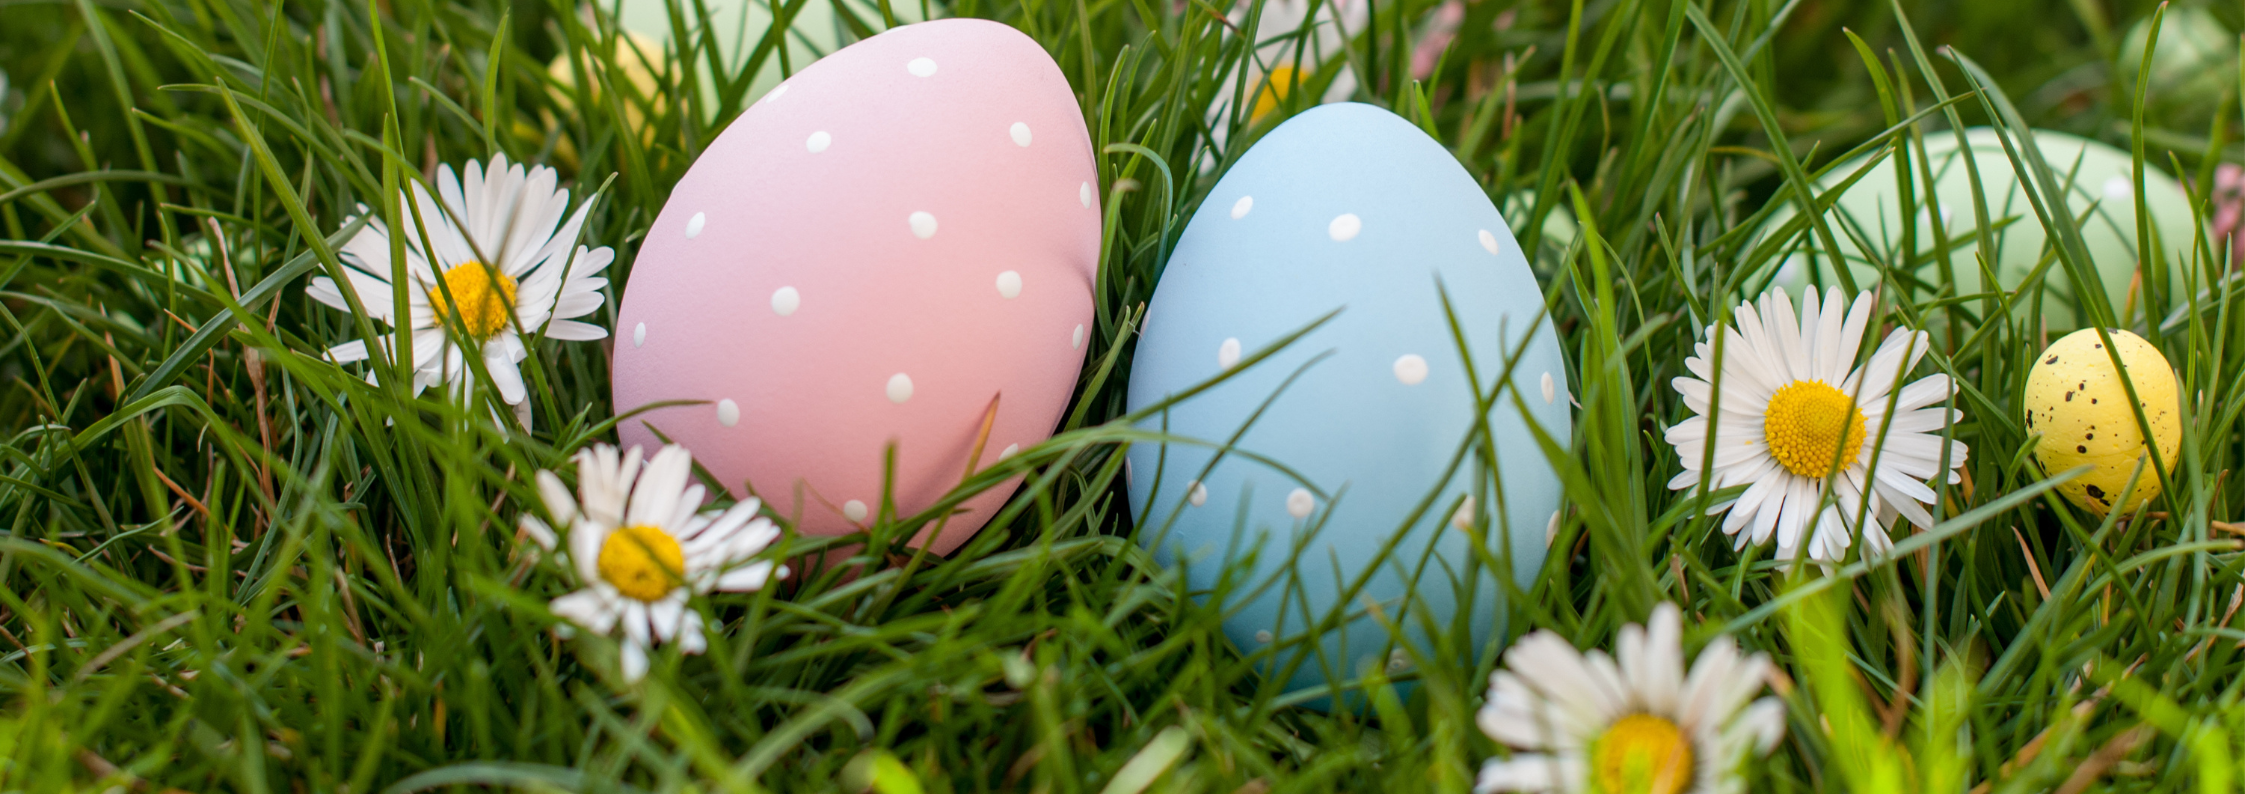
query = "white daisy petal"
xmin=535 ymin=470 xmax=578 ymax=527
xmin=1796 ymin=287 xmax=1826 ymax=379
xmin=541 ymin=319 xmax=611 ymax=341
xmin=619 ymin=639 xmax=650 ymax=682
xmin=1764 ymin=289 xmax=1806 ymax=383
xmin=1736 ymin=697 xmax=1788 ymax=753
xmin=552 ymin=589 xmax=620 ymax=634
xmin=669 ymin=485 xmax=707 ymax=531
xmin=569 ymin=519 xmax=608 ymax=585
xmin=1774 ymin=477 xmax=1818 ymax=556
xmin=1629 ymin=603 xmax=1684 ymax=715
xmin=519 ymin=515 xmax=557 ymax=550
xmin=326 ymin=338 xmax=374 ymax=364
xmin=714 ymin=560 xmax=780 ymax=592
xmin=1890 ymin=374 xmax=1958 ymax=413
xmin=576 ymin=445 xmax=626 ymax=527
xmin=649 ymin=593 xmax=686 ymax=641
xmin=1835 ymin=290 xmax=1874 ymax=371
xmin=625 ymin=446 xmax=694 ymax=529
xmin=677 ymin=610 xmax=708 ymax=654
xmin=620 ymin=601 xmax=653 ymax=648
xmin=1846 ymin=327 xmax=1923 ymax=400
xmin=1812 ymin=286 xmax=1848 ymax=383
xmin=547 ymin=293 xmax=607 ymax=320
xmin=485 ymin=348 xmax=528 ymax=405
xmin=1476 ymin=755 xmax=1564 ymax=793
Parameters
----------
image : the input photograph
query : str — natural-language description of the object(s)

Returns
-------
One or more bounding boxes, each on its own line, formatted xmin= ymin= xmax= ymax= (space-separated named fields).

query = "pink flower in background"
xmin=2213 ymin=163 xmax=2245 ymax=267
xmin=1411 ymin=0 xmax=1465 ymax=79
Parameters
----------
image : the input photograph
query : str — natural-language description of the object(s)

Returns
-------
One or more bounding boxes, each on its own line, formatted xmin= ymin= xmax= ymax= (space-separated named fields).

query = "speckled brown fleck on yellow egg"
xmin=2023 ymin=328 xmax=2180 ymax=516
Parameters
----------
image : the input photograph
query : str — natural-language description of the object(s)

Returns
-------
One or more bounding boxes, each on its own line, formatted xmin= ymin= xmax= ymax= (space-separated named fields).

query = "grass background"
xmin=3 ymin=0 xmax=2245 ymax=790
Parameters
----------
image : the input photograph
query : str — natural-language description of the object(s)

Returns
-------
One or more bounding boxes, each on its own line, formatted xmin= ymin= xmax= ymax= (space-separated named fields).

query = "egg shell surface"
xmin=1766 ymin=128 xmax=2198 ymax=330
xmin=611 ymin=19 xmax=1100 ymax=554
xmin=2120 ymin=7 xmax=2237 ymax=122
xmin=612 ymin=0 xmax=926 ymax=113
xmin=2024 ymin=328 xmax=2180 ymax=515
xmin=1126 ymin=103 xmax=1569 ymax=699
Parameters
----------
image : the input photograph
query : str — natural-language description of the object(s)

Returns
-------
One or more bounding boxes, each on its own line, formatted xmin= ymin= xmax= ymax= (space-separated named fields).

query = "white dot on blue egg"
xmin=1329 ymin=213 xmax=1361 ymax=242
xmin=1285 ymin=488 xmax=1314 ymax=518
xmin=1218 ymin=338 xmax=1241 ymax=368
xmin=1451 ymin=495 xmax=1475 ymax=529
xmin=1478 ymin=229 xmax=1499 ymax=255
xmin=1231 ymin=196 xmax=1253 ymax=219
xmin=1188 ymin=481 xmax=1208 ymax=507
xmin=1393 ymin=354 xmax=1428 ymax=385
xmin=1541 ymin=371 xmax=1556 ymax=404
xmin=1254 ymin=630 xmax=1273 ymax=643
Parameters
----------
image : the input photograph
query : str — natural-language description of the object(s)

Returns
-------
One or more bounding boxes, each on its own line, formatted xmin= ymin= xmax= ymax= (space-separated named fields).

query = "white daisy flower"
xmin=1475 ymin=603 xmax=1787 ymax=794
xmin=519 ymin=444 xmax=788 ymax=681
xmin=309 ymin=153 xmax=612 ymax=408
xmin=1665 ymin=287 xmax=1968 ymax=564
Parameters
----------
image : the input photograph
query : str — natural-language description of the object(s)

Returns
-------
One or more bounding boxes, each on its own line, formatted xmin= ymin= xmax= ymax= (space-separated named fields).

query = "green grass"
xmin=4 ymin=0 xmax=2245 ymax=791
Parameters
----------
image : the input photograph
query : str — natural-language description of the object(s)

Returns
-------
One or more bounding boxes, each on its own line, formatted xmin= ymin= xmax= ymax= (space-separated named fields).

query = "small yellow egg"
xmin=2023 ymin=328 xmax=2180 ymax=516
xmin=1251 ymin=65 xmax=1301 ymax=124
xmin=523 ymin=33 xmax=670 ymax=170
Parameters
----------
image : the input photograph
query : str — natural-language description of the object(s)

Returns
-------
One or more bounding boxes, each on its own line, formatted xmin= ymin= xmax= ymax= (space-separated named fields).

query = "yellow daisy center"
xmin=428 ymin=261 xmax=518 ymax=340
xmin=597 ymin=524 xmax=685 ymax=602
xmin=1591 ymin=713 xmax=1694 ymax=794
xmin=1763 ymin=380 xmax=1868 ymax=479
xmin=1251 ymin=65 xmax=1300 ymax=123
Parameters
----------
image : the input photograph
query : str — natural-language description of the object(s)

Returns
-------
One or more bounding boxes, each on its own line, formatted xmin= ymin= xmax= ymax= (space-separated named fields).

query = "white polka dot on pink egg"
xmin=611 ymin=20 xmax=1100 ymax=556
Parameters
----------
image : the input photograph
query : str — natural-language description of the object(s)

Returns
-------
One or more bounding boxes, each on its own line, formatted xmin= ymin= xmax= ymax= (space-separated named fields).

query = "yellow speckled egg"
xmin=2024 ymin=329 xmax=2180 ymax=515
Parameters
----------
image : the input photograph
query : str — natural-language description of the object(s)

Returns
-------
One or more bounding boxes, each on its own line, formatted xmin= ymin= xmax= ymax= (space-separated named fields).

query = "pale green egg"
xmin=1501 ymin=189 xmax=1580 ymax=264
xmin=1763 ymin=127 xmax=2200 ymax=330
xmin=612 ymin=0 xmax=925 ymax=112
xmin=2118 ymin=6 xmax=2236 ymax=125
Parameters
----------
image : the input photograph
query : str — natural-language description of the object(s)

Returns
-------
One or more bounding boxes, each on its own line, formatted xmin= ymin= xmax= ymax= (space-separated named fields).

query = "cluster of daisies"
xmin=1469 ymin=287 xmax=1965 ymax=793
xmin=304 ymin=155 xmax=1969 ymax=788
xmin=308 ymin=156 xmax=786 ymax=679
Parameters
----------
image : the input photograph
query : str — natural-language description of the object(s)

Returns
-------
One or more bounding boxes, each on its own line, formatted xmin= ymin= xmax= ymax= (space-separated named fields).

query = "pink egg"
xmin=611 ymin=19 xmax=1099 ymax=554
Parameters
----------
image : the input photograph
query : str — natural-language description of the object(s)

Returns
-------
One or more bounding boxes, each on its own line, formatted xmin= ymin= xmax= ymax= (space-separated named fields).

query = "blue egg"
xmin=1125 ymin=103 xmax=1570 ymax=701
